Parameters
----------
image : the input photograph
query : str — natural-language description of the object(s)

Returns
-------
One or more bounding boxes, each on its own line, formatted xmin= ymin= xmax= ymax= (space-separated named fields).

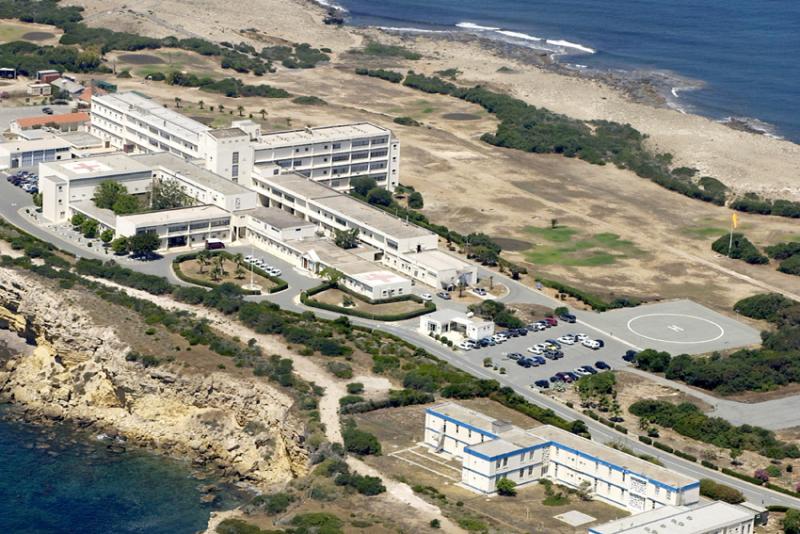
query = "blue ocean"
xmin=332 ymin=0 xmax=800 ymax=142
xmin=0 ymin=404 xmax=236 ymax=533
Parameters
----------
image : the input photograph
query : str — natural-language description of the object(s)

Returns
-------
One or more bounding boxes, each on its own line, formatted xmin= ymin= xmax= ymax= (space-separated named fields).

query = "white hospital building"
xmin=589 ymin=501 xmax=756 ymax=534
xmin=424 ymin=402 xmax=701 ymax=513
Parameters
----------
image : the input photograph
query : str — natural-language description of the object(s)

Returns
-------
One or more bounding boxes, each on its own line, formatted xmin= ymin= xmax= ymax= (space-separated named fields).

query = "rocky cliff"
xmin=0 ymin=267 xmax=308 ymax=487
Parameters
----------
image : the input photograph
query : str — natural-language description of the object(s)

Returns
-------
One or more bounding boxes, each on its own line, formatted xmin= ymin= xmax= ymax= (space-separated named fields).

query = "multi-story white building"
xmin=589 ymin=501 xmax=756 ymax=534
xmin=251 ymin=123 xmax=399 ymax=192
xmin=251 ymin=171 xmax=476 ymax=289
xmin=423 ymin=402 xmax=701 ymax=514
xmin=90 ymin=92 xmax=211 ymax=159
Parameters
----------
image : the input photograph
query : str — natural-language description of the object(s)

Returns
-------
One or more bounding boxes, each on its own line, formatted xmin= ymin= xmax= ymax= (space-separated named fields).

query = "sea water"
xmin=332 ymin=0 xmax=800 ymax=141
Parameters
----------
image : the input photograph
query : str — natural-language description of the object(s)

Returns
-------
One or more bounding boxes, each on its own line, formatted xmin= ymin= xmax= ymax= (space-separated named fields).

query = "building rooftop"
xmin=93 ymin=92 xmax=210 ymax=139
xmin=208 ymin=127 xmax=247 ymax=139
xmin=117 ymin=204 xmax=230 ymax=227
xmin=50 ymin=78 xmax=84 ymax=93
xmin=57 ymin=131 xmax=103 ymax=149
xmin=424 ymin=309 xmax=494 ymax=328
xmin=131 ymin=152 xmax=251 ymax=196
xmin=14 ymin=111 xmax=90 ymax=129
xmin=70 ymin=200 xmax=117 ymax=228
xmin=350 ymin=270 xmax=408 ymax=286
xmin=589 ymin=502 xmax=754 ymax=534
xmin=426 ymin=402 xmax=501 ymax=437
xmin=529 ymin=426 xmax=698 ymax=489
xmin=405 ymin=249 xmax=472 ymax=271
xmin=40 ymin=153 xmax=151 ymax=180
xmin=0 ymin=137 xmax=74 ymax=154
xmin=254 ymin=122 xmax=390 ymax=148
xmin=244 ymin=206 xmax=315 ymax=230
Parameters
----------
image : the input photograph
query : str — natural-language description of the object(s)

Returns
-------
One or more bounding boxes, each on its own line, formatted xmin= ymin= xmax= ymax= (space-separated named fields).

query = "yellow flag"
xmin=732 ymin=212 xmax=739 ymax=229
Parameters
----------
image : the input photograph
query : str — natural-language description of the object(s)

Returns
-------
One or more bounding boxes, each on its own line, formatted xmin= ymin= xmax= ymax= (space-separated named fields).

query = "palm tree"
xmin=233 ymin=253 xmax=245 ymax=279
xmin=174 ymin=96 xmax=182 ymax=108
xmin=219 ymin=104 xmax=225 ymax=113
xmin=259 ymin=108 xmax=267 ymax=120
xmin=237 ymin=105 xmax=244 ymax=117
xmin=210 ymin=255 xmax=225 ymax=281
xmin=198 ymin=100 xmax=205 ymax=110
xmin=196 ymin=249 xmax=211 ymax=274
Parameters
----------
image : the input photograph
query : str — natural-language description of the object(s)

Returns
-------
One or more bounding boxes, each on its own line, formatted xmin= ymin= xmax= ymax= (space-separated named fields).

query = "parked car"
xmin=458 ymin=340 xmax=474 ymax=350
xmin=581 ymin=365 xmax=598 ymax=375
xmin=473 ymin=287 xmax=487 ymax=296
xmin=557 ymin=335 xmax=575 ymax=345
xmin=492 ymin=333 xmax=508 ymax=343
xmin=514 ymin=328 xmax=528 ymax=336
xmin=595 ymin=360 xmax=611 ymax=370
xmin=544 ymin=316 xmax=558 ymax=327
xmin=478 ymin=337 xmax=494 ymax=347
xmin=565 ymin=372 xmax=580 ymax=382
xmin=507 ymin=352 xmax=523 ymax=360
xmin=549 ymin=375 xmax=561 ymax=383
xmin=575 ymin=333 xmax=589 ymax=342
xmin=623 ymin=350 xmax=638 ymax=362
xmin=420 ymin=293 xmax=433 ymax=301
xmin=582 ymin=339 xmax=602 ymax=350
xmin=436 ymin=291 xmax=451 ymax=300
xmin=559 ymin=313 xmax=577 ymax=323
xmin=534 ymin=379 xmax=550 ymax=389
xmin=527 ymin=345 xmax=544 ymax=355
xmin=528 ymin=322 xmax=547 ymax=332
xmin=516 ymin=358 xmax=532 ymax=368
xmin=205 ymin=239 xmax=225 ymax=250
xmin=41 ymin=107 xmax=53 ymax=114
xmin=267 ymin=267 xmax=282 ymax=277
xmin=545 ymin=339 xmax=561 ymax=349
xmin=532 ymin=356 xmax=546 ymax=366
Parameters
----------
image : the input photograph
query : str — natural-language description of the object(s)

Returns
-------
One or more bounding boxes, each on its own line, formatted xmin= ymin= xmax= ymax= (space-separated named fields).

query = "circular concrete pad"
xmin=626 ymin=313 xmax=725 ymax=344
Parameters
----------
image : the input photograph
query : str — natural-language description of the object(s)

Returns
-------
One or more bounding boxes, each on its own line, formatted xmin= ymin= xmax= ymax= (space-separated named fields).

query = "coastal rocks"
xmin=0 ymin=267 xmax=309 ymax=488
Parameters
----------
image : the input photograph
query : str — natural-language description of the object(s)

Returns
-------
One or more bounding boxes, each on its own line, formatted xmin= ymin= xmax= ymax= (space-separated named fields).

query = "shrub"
xmin=362 ymin=41 xmax=421 ymax=60
xmin=292 ymin=95 xmax=326 ymax=105
xmin=394 ymin=116 xmax=421 ymax=127
xmin=342 ymin=421 xmax=381 ymax=455
xmin=785 ymin=509 xmax=800 ymax=534
xmin=699 ymin=479 xmax=744 ymax=504
xmin=354 ymin=67 xmax=404 ymax=83
xmin=496 ymin=477 xmax=517 ymax=496
xmin=326 ymin=361 xmax=353 ymax=379
xmin=346 ymin=382 xmax=364 ymax=394
xmin=765 ymin=242 xmax=800 ymax=260
xmin=711 ymin=233 xmax=768 ymax=264
xmin=734 ymin=293 xmax=794 ymax=321
xmin=779 ymin=254 xmax=800 ymax=276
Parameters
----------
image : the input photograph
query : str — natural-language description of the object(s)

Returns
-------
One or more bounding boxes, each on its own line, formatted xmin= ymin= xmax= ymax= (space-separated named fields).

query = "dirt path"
xmin=85 ymin=277 xmax=462 ymax=531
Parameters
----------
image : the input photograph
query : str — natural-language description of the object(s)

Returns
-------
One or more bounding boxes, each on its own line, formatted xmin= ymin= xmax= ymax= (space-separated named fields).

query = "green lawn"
xmin=0 ymin=22 xmax=28 ymax=42
xmin=680 ymin=225 xmax=727 ymax=240
xmin=523 ymin=227 xmax=641 ymax=267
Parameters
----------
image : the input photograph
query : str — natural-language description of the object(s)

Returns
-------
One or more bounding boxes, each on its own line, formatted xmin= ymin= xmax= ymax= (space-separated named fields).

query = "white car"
xmin=575 ymin=333 xmax=589 ymax=342
xmin=557 ymin=335 xmax=576 ymax=345
xmin=244 ymin=255 xmax=255 ymax=262
xmin=582 ymin=339 xmax=602 ymax=350
xmin=458 ymin=340 xmax=474 ymax=351
xmin=574 ymin=367 xmax=592 ymax=377
xmin=267 ymin=267 xmax=282 ymax=277
xmin=527 ymin=346 xmax=544 ymax=355
xmin=420 ymin=293 xmax=433 ymax=301
xmin=492 ymin=333 xmax=507 ymax=343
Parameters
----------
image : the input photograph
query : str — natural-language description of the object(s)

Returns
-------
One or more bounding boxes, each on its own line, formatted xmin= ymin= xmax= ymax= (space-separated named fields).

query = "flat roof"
xmin=71 ymin=200 xmax=117 ymax=228
xmin=244 ymin=206 xmax=315 ymax=230
xmin=350 ymin=270 xmax=408 ymax=286
xmin=590 ymin=502 xmax=754 ymax=534
xmin=405 ymin=249 xmax=472 ymax=271
xmin=255 ymin=122 xmax=390 ymax=148
xmin=0 ymin=137 xmax=71 ymax=152
xmin=93 ymin=92 xmax=210 ymax=139
xmin=263 ymin=173 xmax=433 ymax=240
xmin=42 ymin=153 xmax=151 ymax=180
xmin=530 ymin=425 xmax=697 ymax=489
xmin=425 ymin=309 xmax=492 ymax=328
xmin=426 ymin=402 xmax=500 ymax=437
xmin=131 ymin=152 xmax=251 ymax=196
xmin=208 ymin=127 xmax=247 ymax=139
xmin=117 ymin=204 xmax=230 ymax=227
xmin=57 ymin=131 xmax=103 ymax=149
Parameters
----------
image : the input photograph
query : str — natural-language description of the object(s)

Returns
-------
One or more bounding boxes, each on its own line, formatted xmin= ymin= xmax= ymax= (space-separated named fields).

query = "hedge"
xmin=638 ymin=436 xmax=652 ymax=445
xmin=173 ymin=251 xmax=288 ymax=294
xmin=301 ymin=282 xmax=436 ymax=322
xmin=701 ymin=460 xmax=719 ymax=470
xmin=652 ymin=442 xmax=674 ymax=454
xmin=721 ymin=467 xmax=766 ymax=486
xmin=673 ymin=450 xmax=697 ymax=463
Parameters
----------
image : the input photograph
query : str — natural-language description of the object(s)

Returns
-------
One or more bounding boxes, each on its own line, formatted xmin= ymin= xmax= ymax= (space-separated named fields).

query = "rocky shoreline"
xmin=0 ymin=267 xmax=309 ymax=492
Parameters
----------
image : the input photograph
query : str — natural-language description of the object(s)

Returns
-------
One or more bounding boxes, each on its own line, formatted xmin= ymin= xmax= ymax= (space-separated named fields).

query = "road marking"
xmin=627 ymin=313 xmax=725 ymax=344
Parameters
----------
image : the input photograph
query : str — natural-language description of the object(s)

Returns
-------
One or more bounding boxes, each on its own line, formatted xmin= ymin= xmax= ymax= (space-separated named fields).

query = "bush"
xmin=496 ymin=477 xmax=517 ymax=496
xmin=292 ymin=95 xmax=326 ymax=105
xmin=346 ymin=382 xmax=364 ymax=394
xmin=326 ymin=361 xmax=353 ymax=379
xmin=254 ymin=492 xmax=294 ymax=515
xmin=785 ymin=508 xmax=800 ymax=534
xmin=765 ymin=242 xmax=800 ymax=260
xmin=779 ymin=254 xmax=800 ymax=276
xmin=734 ymin=293 xmax=794 ymax=321
xmin=711 ymin=233 xmax=768 ymax=264
xmin=394 ymin=116 xmax=421 ymax=127
xmin=362 ymin=42 xmax=421 ymax=60
xmin=354 ymin=67 xmax=404 ymax=83
xmin=342 ymin=421 xmax=381 ymax=455
xmin=699 ymin=479 xmax=744 ymax=504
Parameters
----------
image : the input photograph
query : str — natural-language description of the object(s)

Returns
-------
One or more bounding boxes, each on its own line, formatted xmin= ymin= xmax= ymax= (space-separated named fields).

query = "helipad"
xmin=587 ymin=299 xmax=761 ymax=354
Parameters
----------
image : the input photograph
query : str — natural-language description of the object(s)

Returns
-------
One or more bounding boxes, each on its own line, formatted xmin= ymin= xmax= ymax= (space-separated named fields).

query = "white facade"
xmin=90 ymin=92 xmax=210 ymax=159
xmin=420 ymin=310 xmax=494 ymax=341
xmin=424 ymin=403 xmax=700 ymax=514
xmin=589 ymin=502 xmax=756 ymax=534
xmin=252 ymin=123 xmax=399 ymax=192
xmin=115 ymin=205 xmax=232 ymax=248
xmin=0 ymin=138 xmax=73 ymax=170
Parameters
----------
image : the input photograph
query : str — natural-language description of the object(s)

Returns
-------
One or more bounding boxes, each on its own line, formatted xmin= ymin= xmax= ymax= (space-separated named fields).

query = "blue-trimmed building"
xmin=424 ymin=402 xmax=700 ymax=513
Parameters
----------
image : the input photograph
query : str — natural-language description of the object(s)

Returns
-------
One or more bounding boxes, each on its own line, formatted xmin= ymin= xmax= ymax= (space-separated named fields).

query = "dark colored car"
xmin=205 ymin=239 xmax=225 ymax=250
xmin=549 ymin=375 xmax=561 ymax=383
xmin=595 ymin=339 xmax=605 ymax=348
xmin=565 ymin=371 xmax=579 ymax=381
xmin=532 ymin=356 xmax=546 ymax=365
xmin=595 ymin=360 xmax=611 ymax=370
xmin=623 ymin=350 xmax=638 ymax=362
xmin=543 ymin=351 xmax=558 ymax=360
xmin=41 ymin=107 xmax=53 ymax=114
xmin=534 ymin=380 xmax=550 ymax=389
xmin=559 ymin=313 xmax=577 ymax=323
xmin=508 ymin=352 xmax=523 ymax=360
xmin=544 ymin=316 xmax=558 ymax=327
xmin=545 ymin=339 xmax=561 ymax=349
xmin=515 ymin=328 xmax=528 ymax=336
xmin=517 ymin=358 xmax=532 ymax=368
xmin=582 ymin=365 xmax=597 ymax=375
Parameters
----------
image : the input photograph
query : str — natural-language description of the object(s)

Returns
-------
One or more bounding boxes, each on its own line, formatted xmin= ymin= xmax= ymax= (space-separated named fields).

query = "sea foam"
xmin=546 ymin=39 xmax=596 ymax=54
xmin=456 ymin=22 xmax=501 ymax=31
xmin=496 ymin=30 xmax=543 ymax=41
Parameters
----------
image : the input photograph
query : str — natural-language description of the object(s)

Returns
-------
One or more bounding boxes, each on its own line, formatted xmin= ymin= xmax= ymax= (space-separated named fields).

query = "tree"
xmin=128 ymin=232 xmax=160 ymax=258
xmin=174 ymin=96 xmax=182 ymax=108
xmin=93 ymin=180 xmax=128 ymax=210
xmin=407 ymin=191 xmax=424 ymax=209
xmin=197 ymin=249 xmax=211 ymax=274
xmin=71 ymin=212 xmax=86 ymax=228
xmin=111 ymin=237 xmax=129 ymax=255
xmin=100 ymin=229 xmax=114 ymax=244
xmin=366 ymin=187 xmax=393 ymax=207
xmin=112 ymin=194 xmax=139 ymax=214
xmin=32 ymin=192 xmax=42 ymax=208
xmin=496 ymin=477 xmax=517 ymax=496
xmin=150 ymin=178 xmax=190 ymax=210
xmin=350 ymin=176 xmax=377 ymax=197
xmin=553 ymin=306 xmax=569 ymax=317
xmin=259 ymin=109 xmax=267 ymax=120
xmin=320 ymin=267 xmax=343 ymax=284
xmin=198 ymin=100 xmax=205 ymax=110
xmin=210 ymin=256 xmax=224 ymax=281
xmin=237 ymin=105 xmax=244 ymax=116
xmin=233 ymin=253 xmax=245 ymax=279
xmin=342 ymin=423 xmax=381 ymax=455
xmin=81 ymin=218 xmax=98 ymax=238
xmin=784 ymin=508 xmax=800 ymax=534
xmin=577 ymin=480 xmax=592 ymax=501
xmin=550 ymin=218 xmax=558 ymax=229
xmin=334 ymin=228 xmax=359 ymax=249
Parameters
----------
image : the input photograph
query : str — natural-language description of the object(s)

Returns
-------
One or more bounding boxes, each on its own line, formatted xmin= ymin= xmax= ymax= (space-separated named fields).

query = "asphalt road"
xmin=2 ymin=176 xmax=799 ymax=508
xmin=0 ymin=105 xmax=74 ymax=131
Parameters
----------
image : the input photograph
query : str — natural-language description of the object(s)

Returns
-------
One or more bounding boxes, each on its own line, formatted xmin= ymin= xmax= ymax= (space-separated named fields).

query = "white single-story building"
xmin=0 ymin=137 xmax=73 ymax=170
xmin=115 ymin=205 xmax=233 ymax=249
xmin=588 ymin=501 xmax=756 ymax=534
xmin=420 ymin=309 xmax=494 ymax=341
xmin=424 ymin=402 xmax=701 ymax=514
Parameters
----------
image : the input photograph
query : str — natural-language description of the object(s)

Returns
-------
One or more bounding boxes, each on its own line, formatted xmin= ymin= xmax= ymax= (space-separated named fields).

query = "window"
xmin=352 ymin=139 xmax=369 ymax=147
xmin=232 ymin=151 xmax=239 ymax=164
xmin=496 ymin=460 xmax=501 ymax=468
xmin=502 ymin=458 xmax=508 ymax=467
xmin=528 ymin=466 xmax=533 ymax=475
xmin=232 ymin=164 xmax=239 ymax=178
